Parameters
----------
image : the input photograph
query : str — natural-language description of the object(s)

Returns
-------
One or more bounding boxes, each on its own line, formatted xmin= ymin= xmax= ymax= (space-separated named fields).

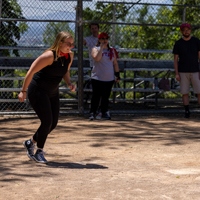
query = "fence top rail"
xmin=97 ymin=2 xmax=200 ymax=8
xmin=1 ymin=17 xmax=200 ymax=28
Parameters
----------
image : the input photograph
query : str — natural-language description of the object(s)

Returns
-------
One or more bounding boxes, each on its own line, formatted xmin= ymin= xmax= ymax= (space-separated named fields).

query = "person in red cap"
xmin=180 ymin=23 xmax=191 ymax=31
xmin=173 ymin=23 xmax=200 ymax=118
xmin=89 ymin=32 xmax=120 ymax=120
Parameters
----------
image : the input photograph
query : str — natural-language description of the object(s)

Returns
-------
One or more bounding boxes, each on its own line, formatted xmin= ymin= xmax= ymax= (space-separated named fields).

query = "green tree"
xmin=43 ymin=22 xmax=74 ymax=46
xmin=83 ymin=0 xmax=200 ymax=59
xmin=83 ymin=2 xmax=135 ymax=38
xmin=171 ymin=0 xmax=200 ymax=37
xmin=119 ymin=5 xmax=175 ymax=59
xmin=1 ymin=0 xmax=28 ymax=56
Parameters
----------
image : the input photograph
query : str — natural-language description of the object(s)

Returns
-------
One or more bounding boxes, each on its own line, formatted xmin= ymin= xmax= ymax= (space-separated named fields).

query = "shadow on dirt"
xmin=1 ymin=114 xmax=200 ymax=183
xmin=47 ymin=162 xmax=108 ymax=169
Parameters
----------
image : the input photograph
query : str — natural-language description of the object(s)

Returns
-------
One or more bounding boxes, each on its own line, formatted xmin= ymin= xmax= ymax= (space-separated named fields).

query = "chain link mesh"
xmin=0 ymin=0 xmax=200 ymax=115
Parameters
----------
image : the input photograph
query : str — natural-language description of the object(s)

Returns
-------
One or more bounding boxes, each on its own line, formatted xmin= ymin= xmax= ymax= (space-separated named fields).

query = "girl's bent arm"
xmin=22 ymin=51 xmax=54 ymax=91
xmin=113 ymin=53 xmax=119 ymax=73
xmin=63 ymin=52 xmax=75 ymax=91
xmin=18 ymin=51 xmax=54 ymax=102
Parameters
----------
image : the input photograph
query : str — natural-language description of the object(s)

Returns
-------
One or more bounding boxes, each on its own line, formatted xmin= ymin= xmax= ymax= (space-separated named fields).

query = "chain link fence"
xmin=0 ymin=0 xmax=200 ymax=115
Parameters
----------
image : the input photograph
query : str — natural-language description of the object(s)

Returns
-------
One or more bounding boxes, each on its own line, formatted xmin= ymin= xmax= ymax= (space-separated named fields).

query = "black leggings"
xmin=28 ymin=83 xmax=59 ymax=149
xmin=90 ymin=79 xmax=114 ymax=114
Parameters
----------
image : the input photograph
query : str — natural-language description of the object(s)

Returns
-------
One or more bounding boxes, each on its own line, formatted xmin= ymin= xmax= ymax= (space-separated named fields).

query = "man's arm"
xmin=113 ymin=53 xmax=120 ymax=83
xmin=198 ymin=51 xmax=200 ymax=67
xmin=174 ymin=54 xmax=180 ymax=81
xmin=198 ymin=51 xmax=200 ymax=79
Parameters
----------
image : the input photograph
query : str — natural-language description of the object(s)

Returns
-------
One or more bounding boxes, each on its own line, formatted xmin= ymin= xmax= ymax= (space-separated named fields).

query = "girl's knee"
xmin=50 ymin=118 xmax=58 ymax=132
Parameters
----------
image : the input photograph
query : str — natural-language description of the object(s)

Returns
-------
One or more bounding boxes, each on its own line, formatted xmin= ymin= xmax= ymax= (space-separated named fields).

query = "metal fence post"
xmin=0 ymin=0 xmax=2 ymax=99
xmin=77 ymin=0 xmax=84 ymax=115
xmin=112 ymin=3 xmax=116 ymax=47
xmin=183 ymin=6 xmax=186 ymax=23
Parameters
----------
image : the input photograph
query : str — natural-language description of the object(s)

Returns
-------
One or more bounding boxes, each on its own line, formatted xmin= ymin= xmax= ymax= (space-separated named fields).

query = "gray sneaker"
xmin=89 ymin=113 xmax=94 ymax=120
xmin=23 ymin=139 xmax=35 ymax=160
xmin=102 ymin=111 xmax=111 ymax=120
xmin=33 ymin=149 xmax=48 ymax=164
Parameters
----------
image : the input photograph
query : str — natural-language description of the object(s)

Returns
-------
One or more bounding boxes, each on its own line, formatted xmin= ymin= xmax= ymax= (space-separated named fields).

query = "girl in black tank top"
xmin=30 ymin=50 xmax=71 ymax=96
xmin=18 ymin=31 xmax=75 ymax=164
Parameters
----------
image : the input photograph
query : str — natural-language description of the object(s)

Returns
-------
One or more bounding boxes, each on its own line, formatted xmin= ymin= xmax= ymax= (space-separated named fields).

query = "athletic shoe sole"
xmin=33 ymin=155 xmax=48 ymax=164
xmin=23 ymin=141 xmax=34 ymax=161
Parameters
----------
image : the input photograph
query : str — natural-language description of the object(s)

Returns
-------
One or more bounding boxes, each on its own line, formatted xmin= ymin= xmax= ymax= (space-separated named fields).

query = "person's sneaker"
xmin=184 ymin=111 xmax=190 ymax=118
xmin=33 ymin=149 xmax=48 ymax=164
xmin=23 ymin=139 xmax=35 ymax=160
xmin=89 ymin=113 xmax=94 ymax=120
xmin=96 ymin=112 xmax=102 ymax=120
xmin=102 ymin=111 xmax=111 ymax=120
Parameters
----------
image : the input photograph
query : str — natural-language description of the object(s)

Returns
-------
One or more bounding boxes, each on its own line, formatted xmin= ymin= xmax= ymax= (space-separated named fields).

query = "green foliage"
xmin=119 ymin=5 xmax=178 ymax=59
xmin=81 ymin=1 xmax=200 ymax=100
xmin=43 ymin=22 xmax=74 ymax=46
xmin=171 ymin=0 xmax=200 ymax=38
xmin=83 ymin=1 xmax=200 ymax=59
xmin=14 ymin=69 xmax=27 ymax=77
xmin=1 ymin=0 xmax=28 ymax=56
xmin=83 ymin=3 xmax=134 ymax=38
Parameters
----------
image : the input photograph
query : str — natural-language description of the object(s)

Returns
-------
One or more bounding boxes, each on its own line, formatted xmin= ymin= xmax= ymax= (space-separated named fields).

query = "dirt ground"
xmin=1 ymin=114 xmax=200 ymax=200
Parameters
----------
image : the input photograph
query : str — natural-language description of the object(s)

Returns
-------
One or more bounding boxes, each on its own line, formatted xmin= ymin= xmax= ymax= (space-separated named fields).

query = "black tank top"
xmin=31 ymin=51 xmax=71 ymax=94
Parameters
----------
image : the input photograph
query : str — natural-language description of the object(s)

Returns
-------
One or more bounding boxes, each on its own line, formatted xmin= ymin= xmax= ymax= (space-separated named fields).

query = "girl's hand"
xmin=100 ymin=42 xmax=105 ymax=48
xmin=114 ymin=72 xmax=120 ymax=83
xmin=115 ymin=77 xmax=120 ymax=83
xmin=18 ymin=92 xmax=26 ymax=102
xmin=175 ymin=74 xmax=180 ymax=82
xmin=69 ymin=84 xmax=76 ymax=92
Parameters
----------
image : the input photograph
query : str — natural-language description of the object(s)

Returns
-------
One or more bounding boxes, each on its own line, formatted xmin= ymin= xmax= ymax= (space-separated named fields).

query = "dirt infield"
xmin=1 ymin=114 xmax=200 ymax=200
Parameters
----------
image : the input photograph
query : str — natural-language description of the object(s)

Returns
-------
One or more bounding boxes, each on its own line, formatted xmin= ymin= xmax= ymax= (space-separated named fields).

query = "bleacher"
xmin=0 ymin=48 xmax=198 ymax=114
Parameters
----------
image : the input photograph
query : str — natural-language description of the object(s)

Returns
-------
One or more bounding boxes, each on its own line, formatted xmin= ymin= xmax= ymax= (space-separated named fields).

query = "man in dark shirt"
xmin=173 ymin=23 xmax=200 ymax=118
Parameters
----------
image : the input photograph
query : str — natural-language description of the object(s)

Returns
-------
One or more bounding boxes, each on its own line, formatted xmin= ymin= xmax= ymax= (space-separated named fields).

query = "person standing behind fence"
xmin=83 ymin=23 xmax=106 ymax=118
xmin=173 ymin=23 xmax=200 ymax=118
xmin=83 ymin=23 xmax=99 ymax=68
xmin=89 ymin=32 xmax=120 ymax=120
xmin=18 ymin=31 xmax=76 ymax=163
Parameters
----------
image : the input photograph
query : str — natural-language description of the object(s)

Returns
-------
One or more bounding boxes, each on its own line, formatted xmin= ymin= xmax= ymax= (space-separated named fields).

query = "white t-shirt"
xmin=91 ymin=47 xmax=115 ymax=81
xmin=84 ymin=35 xmax=98 ymax=68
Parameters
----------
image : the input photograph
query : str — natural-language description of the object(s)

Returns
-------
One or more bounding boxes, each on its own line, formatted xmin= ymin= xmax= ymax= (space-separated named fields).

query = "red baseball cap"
xmin=98 ymin=32 xmax=109 ymax=39
xmin=180 ymin=23 xmax=191 ymax=30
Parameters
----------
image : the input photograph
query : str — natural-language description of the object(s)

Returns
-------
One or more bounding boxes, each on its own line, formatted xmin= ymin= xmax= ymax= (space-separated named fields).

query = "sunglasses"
xmin=182 ymin=29 xmax=191 ymax=32
xmin=62 ymin=41 xmax=75 ymax=47
xmin=99 ymin=37 xmax=109 ymax=40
